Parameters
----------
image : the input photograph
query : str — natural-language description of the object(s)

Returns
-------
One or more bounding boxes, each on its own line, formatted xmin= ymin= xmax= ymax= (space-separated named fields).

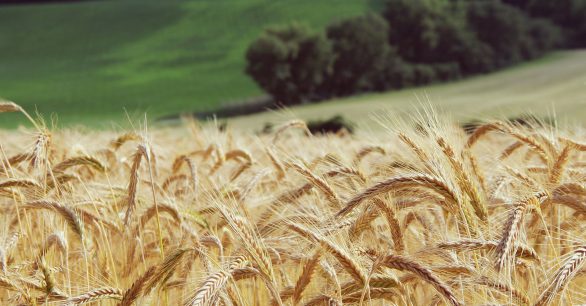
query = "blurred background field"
xmin=0 ymin=0 xmax=585 ymax=130
xmin=0 ymin=0 xmax=376 ymax=127
xmin=227 ymin=50 xmax=586 ymax=131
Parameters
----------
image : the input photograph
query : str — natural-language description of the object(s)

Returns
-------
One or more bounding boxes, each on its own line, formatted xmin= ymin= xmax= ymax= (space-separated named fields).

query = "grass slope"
xmin=0 ymin=0 xmax=374 ymax=127
xmin=228 ymin=50 xmax=586 ymax=131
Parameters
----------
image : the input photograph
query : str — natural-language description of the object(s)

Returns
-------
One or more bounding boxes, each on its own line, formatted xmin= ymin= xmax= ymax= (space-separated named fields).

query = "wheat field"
xmin=1 ymin=101 xmax=585 ymax=305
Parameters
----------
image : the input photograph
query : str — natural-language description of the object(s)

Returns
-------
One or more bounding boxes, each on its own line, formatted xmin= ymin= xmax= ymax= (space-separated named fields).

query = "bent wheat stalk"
xmin=337 ymin=174 xmax=458 ymax=218
xmin=534 ymin=245 xmax=586 ymax=306
xmin=380 ymin=254 xmax=461 ymax=306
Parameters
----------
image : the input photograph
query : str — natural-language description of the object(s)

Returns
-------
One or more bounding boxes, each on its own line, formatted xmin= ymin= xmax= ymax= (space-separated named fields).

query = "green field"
xmin=227 ymin=50 xmax=586 ymax=131
xmin=0 ymin=0 xmax=377 ymax=128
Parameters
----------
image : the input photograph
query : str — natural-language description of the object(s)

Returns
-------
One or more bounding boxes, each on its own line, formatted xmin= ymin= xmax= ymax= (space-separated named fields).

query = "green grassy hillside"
xmin=227 ymin=50 xmax=586 ymax=131
xmin=0 ymin=0 xmax=375 ymax=127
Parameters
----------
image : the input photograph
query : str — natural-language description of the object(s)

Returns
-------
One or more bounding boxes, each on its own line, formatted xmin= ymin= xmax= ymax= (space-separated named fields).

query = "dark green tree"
xmin=466 ymin=1 xmax=535 ymax=66
xmin=382 ymin=0 xmax=445 ymax=63
xmin=430 ymin=12 xmax=495 ymax=74
xmin=382 ymin=0 xmax=494 ymax=76
xmin=245 ymin=23 xmax=333 ymax=105
xmin=522 ymin=18 xmax=562 ymax=58
xmin=504 ymin=0 xmax=586 ymax=48
xmin=324 ymin=13 xmax=395 ymax=95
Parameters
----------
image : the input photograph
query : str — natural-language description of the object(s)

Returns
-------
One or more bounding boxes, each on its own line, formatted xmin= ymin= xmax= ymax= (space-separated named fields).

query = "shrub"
xmin=244 ymin=0 xmax=565 ymax=107
xmin=323 ymin=13 xmax=395 ymax=96
xmin=307 ymin=115 xmax=355 ymax=135
xmin=522 ymin=18 xmax=562 ymax=59
xmin=382 ymin=0 xmax=447 ymax=63
xmin=466 ymin=1 xmax=534 ymax=66
xmin=382 ymin=0 xmax=496 ymax=76
xmin=376 ymin=57 xmax=416 ymax=89
xmin=411 ymin=64 xmax=437 ymax=85
xmin=432 ymin=63 xmax=461 ymax=82
xmin=549 ymin=0 xmax=586 ymax=48
xmin=452 ymin=36 xmax=496 ymax=74
xmin=431 ymin=14 xmax=496 ymax=74
xmin=245 ymin=23 xmax=333 ymax=106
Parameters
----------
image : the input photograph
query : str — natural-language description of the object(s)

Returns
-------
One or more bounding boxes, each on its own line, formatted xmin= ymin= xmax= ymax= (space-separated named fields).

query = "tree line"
xmin=245 ymin=0 xmax=585 ymax=106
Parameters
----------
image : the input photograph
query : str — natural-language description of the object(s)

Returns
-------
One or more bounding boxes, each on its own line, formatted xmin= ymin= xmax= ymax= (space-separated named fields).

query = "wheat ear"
xmin=495 ymin=192 xmax=547 ymax=271
xmin=534 ymin=245 xmax=586 ymax=306
xmin=184 ymin=256 xmax=248 ymax=306
xmin=548 ymin=144 xmax=572 ymax=184
xmin=290 ymin=162 xmax=341 ymax=208
xmin=0 ymin=101 xmax=40 ymax=129
xmin=292 ymin=250 xmax=322 ymax=304
xmin=119 ymin=265 xmax=157 ymax=306
xmin=337 ymin=174 xmax=458 ymax=218
xmin=64 ymin=287 xmax=122 ymax=305
xmin=380 ymin=254 xmax=461 ymax=306
xmin=272 ymin=120 xmax=311 ymax=144
xmin=289 ymin=223 xmax=367 ymax=285
xmin=110 ymin=132 xmax=141 ymax=150
xmin=23 ymin=200 xmax=84 ymax=241
xmin=52 ymin=156 xmax=106 ymax=173
xmin=123 ymin=144 xmax=149 ymax=226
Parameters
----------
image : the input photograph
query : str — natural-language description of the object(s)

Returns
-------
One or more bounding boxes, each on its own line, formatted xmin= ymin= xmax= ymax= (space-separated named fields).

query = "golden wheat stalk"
xmin=353 ymin=145 xmax=385 ymax=166
xmin=437 ymin=137 xmax=487 ymax=221
xmin=342 ymin=287 xmax=397 ymax=304
xmin=436 ymin=239 xmax=539 ymax=262
xmin=0 ymin=101 xmax=40 ymax=129
xmin=22 ymin=200 xmax=84 ymax=240
xmin=548 ymin=144 xmax=572 ymax=184
xmin=64 ymin=287 xmax=122 ymax=305
xmin=467 ymin=122 xmax=550 ymax=164
xmin=217 ymin=206 xmax=277 ymax=287
xmin=551 ymin=195 xmax=586 ymax=215
xmin=123 ymin=144 xmax=149 ymax=226
xmin=38 ymin=258 xmax=55 ymax=294
xmin=465 ymin=149 xmax=487 ymax=195
xmin=474 ymin=275 xmax=530 ymax=305
xmin=495 ymin=192 xmax=547 ymax=271
xmin=340 ymin=274 xmax=401 ymax=296
xmin=172 ymin=155 xmax=198 ymax=193
xmin=39 ymin=231 xmax=68 ymax=258
xmin=119 ymin=265 xmax=157 ymax=306
xmin=30 ymin=130 xmax=52 ymax=169
xmin=272 ymin=120 xmax=311 ymax=144
xmin=136 ymin=202 xmax=181 ymax=230
xmin=184 ymin=256 xmax=249 ymax=306
xmin=52 ymin=156 xmax=106 ymax=173
xmin=292 ymin=250 xmax=322 ymax=304
xmin=143 ymin=248 xmax=193 ymax=294
xmin=290 ymin=162 xmax=341 ymax=208
xmin=0 ymin=178 xmax=41 ymax=190
xmin=380 ymin=254 xmax=461 ymax=306
xmin=371 ymin=198 xmax=404 ymax=253
xmin=500 ymin=141 xmax=524 ymax=160
xmin=289 ymin=223 xmax=367 ymax=285
xmin=109 ymin=132 xmax=142 ymax=150
xmin=266 ymin=147 xmax=286 ymax=180
xmin=303 ymin=294 xmax=340 ymax=306
xmin=0 ymin=101 xmax=21 ymax=113
xmin=337 ymin=174 xmax=458 ymax=218
xmin=534 ymin=245 xmax=586 ymax=306
xmin=348 ymin=204 xmax=378 ymax=238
